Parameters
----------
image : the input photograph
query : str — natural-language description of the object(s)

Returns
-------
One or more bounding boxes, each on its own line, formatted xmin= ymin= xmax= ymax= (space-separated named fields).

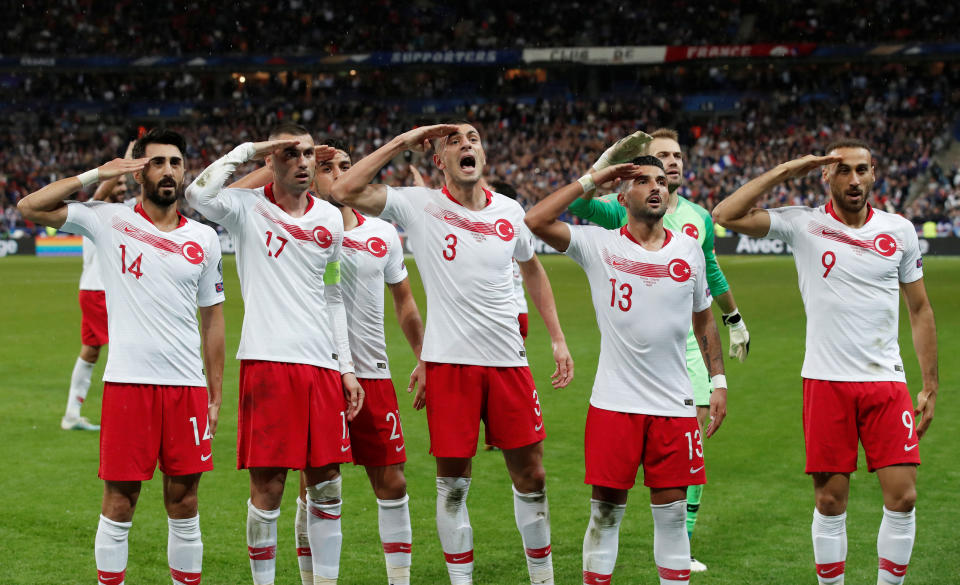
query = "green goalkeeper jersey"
xmin=568 ymin=193 xmax=730 ymax=359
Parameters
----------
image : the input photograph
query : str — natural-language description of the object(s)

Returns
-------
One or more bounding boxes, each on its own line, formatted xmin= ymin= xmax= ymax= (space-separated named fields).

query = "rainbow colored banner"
xmin=36 ymin=235 xmax=83 ymax=256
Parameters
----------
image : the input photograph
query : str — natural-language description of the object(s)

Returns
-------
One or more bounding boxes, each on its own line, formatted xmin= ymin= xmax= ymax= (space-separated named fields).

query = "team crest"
xmin=312 ymin=226 xmax=333 ymax=248
xmin=682 ymin=223 xmax=699 ymax=239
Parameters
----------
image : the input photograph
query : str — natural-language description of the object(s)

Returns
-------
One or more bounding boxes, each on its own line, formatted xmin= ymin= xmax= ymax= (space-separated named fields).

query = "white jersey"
xmin=512 ymin=259 xmax=528 ymax=314
xmin=766 ymin=202 xmax=923 ymax=382
xmin=566 ymin=226 xmax=711 ymax=417
xmin=62 ymin=201 xmax=224 ymax=386
xmin=79 ymin=198 xmax=136 ymax=291
xmin=380 ymin=185 xmax=534 ymax=367
xmin=341 ymin=211 xmax=408 ymax=379
xmin=189 ymin=182 xmax=346 ymax=370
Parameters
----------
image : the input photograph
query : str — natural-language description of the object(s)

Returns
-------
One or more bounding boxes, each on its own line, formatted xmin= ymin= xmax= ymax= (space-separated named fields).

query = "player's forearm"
xmin=324 ymin=278 xmax=356 ymax=374
xmin=186 ymin=142 xmax=255 ymax=215
xmin=391 ymin=287 xmax=424 ymax=358
xmin=909 ymin=302 xmax=939 ymax=393
xmin=17 ymin=175 xmax=85 ymax=227
xmin=525 ymin=181 xmax=584 ymax=233
xmin=331 ymin=137 xmax=405 ymax=209
xmin=520 ymin=258 xmax=566 ymax=345
xmin=713 ymin=290 xmax=737 ymax=314
xmin=228 ymin=165 xmax=272 ymax=190
xmin=200 ymin=305 xmax=225 ymax=407
xmin=693 ymin=309 xmax=725 ymax=377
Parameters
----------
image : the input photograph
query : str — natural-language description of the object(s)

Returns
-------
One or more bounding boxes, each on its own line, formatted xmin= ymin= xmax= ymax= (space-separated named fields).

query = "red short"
xmin=518 ymin=313 xmax=528 ymax=340
xmin=237 ymin=360 xmax=351 ymax=470
xmin=425 ymin=362 xmax=545 ymax=458
xmin=79 ymin=290 xmax=108 ymax=347
xmin=349 ymin=378 xmax=406 ymax=467
xmin=99 ymin=382 xmax=213 ymax=481
xmin=584 ymin=406 xmax=706 ymax=490
xmin=803 ymin=379 xmax=920 ymax=473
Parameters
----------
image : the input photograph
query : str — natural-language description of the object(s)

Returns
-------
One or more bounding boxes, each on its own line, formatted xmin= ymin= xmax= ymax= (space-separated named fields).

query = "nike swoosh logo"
xmin=818 ymin=567 xmax=841 ymax=576
xmin=891 ymin=567 xmax=906 ymax=576
xmin=100 ymin=578 xmax=120 ymax=584
xmin=395 ymin=444 xmax=405 ymax=452
xmin=534 ymin=422 xmax=543 ymax=432
xmin=341 ymin=445 xmax=350 ymax=452
xmin=904 ymin=443 xmax=918 ymax=452
xmin=183 ymin=577 xmax=200 ymax=584
xmin=200 ymin=452 xmax=212 ymax=461
xmin=689 ymin=465 xmax=705 ymax=473
xmin=124 ymin=227 xmax=135 ymax=233
xmin=821 ymin=229 xmax=842 ymax=237
xmin=450 ymin=554 xmax=472 ymax=563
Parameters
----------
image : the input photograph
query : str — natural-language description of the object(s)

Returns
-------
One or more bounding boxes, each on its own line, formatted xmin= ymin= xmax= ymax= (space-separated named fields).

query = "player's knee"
xmin=814 ymin=492 xmax=847 ymax=516
xmin=436 ymin=476 xmax=471 ymax=512
xmin=307 ymin=475 xmax=342 ymax=505
xmin=372 ymin=468 xmax=407 ymax=501
xmin=165 ymin=492 xmax=199 ymax=518
xmin=886 ymin=487 xmax=916 ymax=512
xmin=514 ymin=465 xmax=546 ymax=493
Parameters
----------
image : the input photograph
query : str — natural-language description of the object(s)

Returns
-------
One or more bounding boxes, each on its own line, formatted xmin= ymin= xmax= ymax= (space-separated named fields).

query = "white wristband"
xmin=77 ymin=169 xmax=99 ymax=187
xmin=711 ymin=374 xmax=727 ymax=390
xmin=577 ymin=173 xmax=596 ymax=194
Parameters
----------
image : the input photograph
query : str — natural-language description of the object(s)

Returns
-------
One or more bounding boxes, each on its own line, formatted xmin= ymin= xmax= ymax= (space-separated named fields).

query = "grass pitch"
xmin=0 ymin=253 xmax=957 ymax=584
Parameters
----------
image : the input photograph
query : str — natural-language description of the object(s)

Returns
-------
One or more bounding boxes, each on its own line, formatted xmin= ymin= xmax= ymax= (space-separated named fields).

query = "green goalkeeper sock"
xmin=686 ymin=484 xmax=703 ymax=538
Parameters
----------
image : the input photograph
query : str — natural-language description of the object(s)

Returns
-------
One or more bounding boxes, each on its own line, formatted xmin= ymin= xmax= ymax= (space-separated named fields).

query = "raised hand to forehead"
xmin=250 ymin=139 xmax=302 ymax=160
xmin=781 ymin=154 xmax=844 ymax=179
xmin=400 ymin=124 xmax=464 ymax=152
xmin=98 ymin=157 xmax=151 ymax=180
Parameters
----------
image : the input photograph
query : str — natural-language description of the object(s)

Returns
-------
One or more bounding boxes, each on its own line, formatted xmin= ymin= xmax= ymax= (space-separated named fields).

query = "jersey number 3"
xmin=443 ymin=234 xmax=457 ymax=261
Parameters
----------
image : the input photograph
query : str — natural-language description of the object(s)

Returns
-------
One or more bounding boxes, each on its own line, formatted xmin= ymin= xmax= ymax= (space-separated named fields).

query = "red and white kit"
xmin=565 ymin=225 xmax=711 ymax=487
xmin=186 ymin=143 xmax=354 ymax=469
xmin=61 ymin=200 xmax=224 ymax=478
xmin=340 ymin=211 xmax=408 ymax=466
xmin=78 ymin=236 xmax=109 ymax=345
xmin=767 ymin=202 xmax=924 ymax=470
xmin=379 ymin=185 xmax=542 ymax=455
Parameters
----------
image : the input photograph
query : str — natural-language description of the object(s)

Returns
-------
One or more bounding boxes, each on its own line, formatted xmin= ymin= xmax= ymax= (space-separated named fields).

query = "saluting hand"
xmin=249 ymin=139 xmax=302 ymax=160
xmin=98 ymin=157 xmax=151 ymax=181
xmin=776 ymin=154 xmax=844 ymax=180
xmin=396 ymin=124 xmax=463 ymax=153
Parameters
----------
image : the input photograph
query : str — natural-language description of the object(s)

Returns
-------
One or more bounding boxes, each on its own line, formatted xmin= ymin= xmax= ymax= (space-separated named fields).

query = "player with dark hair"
xmin=186 ymin=123 xmax=362 ymax=585
xmin=568 ymin=128 xmax=748 ymax=571
xmin=230 ymin=137 xmax=425 ymax=585
xmin=19 ymin=128 xmax=226 ymax=585
xmin=526 ymin=152 xmax=727 ymax=585
xmin=713 ymin=139 xmax=938 ymax=585
xmin=333 ymin=123 xmax=573 ymax=585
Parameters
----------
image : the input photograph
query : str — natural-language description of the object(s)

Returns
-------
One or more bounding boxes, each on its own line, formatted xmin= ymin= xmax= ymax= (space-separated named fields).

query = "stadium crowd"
xmin=6 ymin=0 xmax=957 ymax=56
xmin=2 ymin=62 xmax=959 ymax=236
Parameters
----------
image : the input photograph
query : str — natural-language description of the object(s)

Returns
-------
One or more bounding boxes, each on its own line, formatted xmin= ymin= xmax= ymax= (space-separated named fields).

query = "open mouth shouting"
xmin=459 ymin=153 xmax=478 ymax=175
xmin=294 ymin=170 xmax=311 ymax=183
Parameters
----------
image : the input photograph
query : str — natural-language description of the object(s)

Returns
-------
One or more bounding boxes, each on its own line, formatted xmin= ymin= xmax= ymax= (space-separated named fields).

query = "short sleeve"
xmin=765 ymin=206 xmax=806 ymax=245
xmin=197 ymin=230 xmax=226 ymax=307
xmin=690 ymin=244 xmax=712 ymax=312
xmin=564 ymin=224 xmax=597 ymax=268
xmin=898 ymin=223 xmax=924 ymax=284
xmin=62 ymin=201 xmax=110 ymax=241
xmin=201 ymin=188 xmax=247 ymax=233
xmin=512 ymin=219 xmax=535 ymax=263
xmin=381 ymin=186 xmax=420 ymax=228
xmin=383 ymin=228 xmax=408 ymax=285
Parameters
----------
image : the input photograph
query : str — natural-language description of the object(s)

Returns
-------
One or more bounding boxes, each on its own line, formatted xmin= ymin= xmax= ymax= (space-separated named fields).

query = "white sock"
xmin=877 ymin=506 xmax=915 ymax=585
xmin=96 ymin=514 xmax=131 ymax=585
xmin=582 ymin=499 xmax=625 ymax=585
xmin=651 ymin=500 xmax=690 ymax=584
xmin=378 ymin=495 xmax=412 ymax=585
xmin=66 ymin=357 xmax=95 ymax=418
xmin=295 ymin=497 xmax=313 ymax=585
xmin=436 ymin=477 xmax=473 ymax=585
xmin=168 ymin=515 xmax=202 ymax=585
xmin=306 ymin=476 xmax=343 ymax=584
xmin=247 ymin=500 xmax=281 ymax=585
xmin=513 ymin=485 xmax=553 ymax=584
xmin=812 ymin=509 xmax=847 ymax=585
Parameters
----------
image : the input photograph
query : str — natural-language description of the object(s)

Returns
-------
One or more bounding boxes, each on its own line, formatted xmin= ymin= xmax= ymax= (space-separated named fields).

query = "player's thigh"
xmin=857 ymin=381 xmax=921 ymax=471
xmin=643 ymin=416 xmax=705 ymax=489
xmin=237 ymin=360 xmax=312 ymax=469
xmin=425 ymin=362 xmax=484 ymax=458
xmin=158 ymin=385 xmax=214 ymax=477
xmin=802 ymin=379 xmax=859 ymax=473
xmin=350 ymin=378 xmax=406 ymax=467
xmin=99 ymin=382 xmax=162 ymax=482
xmin=584 ymin=406 xmax=644 ymax=491
xmin=307 ymin=366 xmax=352 ymax=469
xmin=485 ymin=366 xmax=546 ymax=451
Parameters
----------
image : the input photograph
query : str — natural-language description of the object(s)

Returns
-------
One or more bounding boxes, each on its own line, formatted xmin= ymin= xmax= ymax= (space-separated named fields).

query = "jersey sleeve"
xmin=383 ymin=227 xmax=408 ymax=285
xmin=185 ymin=143 xmax=256 ymax=229
xmin=512 ymin=217 xmax=535 ymax=262
xmin=765 ymin=206 xmax=806 ymax=245
xmin=567 ymin=194 xmax=627 ymax=229
xmin=564 ymin=224 xmax=596 ymax=268
xmin=61 ymin=201 xmax=110 ymax=241
xmin=197 ymin=229 xmax=226 ymax=307
xmin=692 ymin=203 xmax=730 ymax=296
xmin=898 ymin=221 xmax=924 ymax=284
xmin=691 ymin=243 xmax=712 ymax=312
xmin=380 ymin=186 xmax=420 ymax=228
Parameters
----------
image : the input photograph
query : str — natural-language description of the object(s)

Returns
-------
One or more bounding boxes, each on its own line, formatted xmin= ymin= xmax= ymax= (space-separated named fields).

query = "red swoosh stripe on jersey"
xmin=657 ymin=565 xmax=691 ymax=581
xmin=807 ymin=221 xmax=875 ymax=250
xmin=383 ymin=542 xmax=413 ymax=554
xmin=254 ymin=202 xmax=318 ymax=243
xmin=112 ymin=217 xmax=181 ymax=255
xmin=878 ymin=558 xmax=908 ymax=576
xmin=169 ymin=568 xmax=202 ymax=584
xmin=425 ymin=203 xmax=498 ymax=236
xmin=601 ymin=248 xmax=670 ymax=278
xmin=343 ymin=238 xmax=367 ymax=252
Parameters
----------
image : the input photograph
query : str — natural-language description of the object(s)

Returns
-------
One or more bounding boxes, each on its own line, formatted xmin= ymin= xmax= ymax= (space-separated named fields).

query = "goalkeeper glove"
xmin=592 ymin=130 xmax=655 ymax=171
xmin=722 ymin=309 xmax=750 ymax=363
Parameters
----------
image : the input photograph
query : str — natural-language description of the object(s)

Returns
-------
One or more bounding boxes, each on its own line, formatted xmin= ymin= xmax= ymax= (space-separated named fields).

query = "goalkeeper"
xmin=568 ymin=128 xmax=750 ymax=573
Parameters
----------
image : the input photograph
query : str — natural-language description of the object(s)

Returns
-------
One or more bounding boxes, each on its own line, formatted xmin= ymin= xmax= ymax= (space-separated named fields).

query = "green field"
xmin=1 ymin=254 xmax=957 ymax=584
